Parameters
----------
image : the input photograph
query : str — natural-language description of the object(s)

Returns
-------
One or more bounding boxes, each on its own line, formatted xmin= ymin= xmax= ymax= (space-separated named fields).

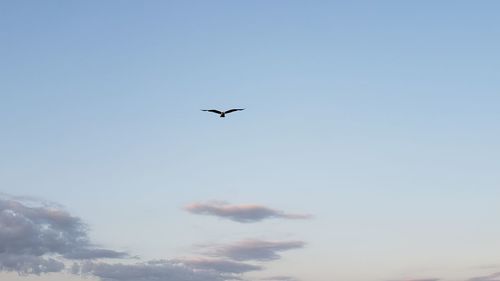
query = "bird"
xmin=201 ymin=108 xmax=245 ymax=118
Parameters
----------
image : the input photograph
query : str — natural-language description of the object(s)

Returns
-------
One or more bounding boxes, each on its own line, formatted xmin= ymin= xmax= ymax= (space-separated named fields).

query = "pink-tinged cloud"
xmin=184 ymin=201 xmax=312 ymax=223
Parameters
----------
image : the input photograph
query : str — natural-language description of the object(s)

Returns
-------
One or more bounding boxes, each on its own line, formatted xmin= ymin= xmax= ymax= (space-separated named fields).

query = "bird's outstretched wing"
xmin=224 ymin=108 xmax=245 ymax=114
xmin=201 ymin=109 xmax=223 ymax=114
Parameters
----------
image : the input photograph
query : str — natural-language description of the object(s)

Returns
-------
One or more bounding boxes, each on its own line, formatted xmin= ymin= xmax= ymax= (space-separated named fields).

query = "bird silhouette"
xmin=201 ymin=108 xmax=245 ymax=118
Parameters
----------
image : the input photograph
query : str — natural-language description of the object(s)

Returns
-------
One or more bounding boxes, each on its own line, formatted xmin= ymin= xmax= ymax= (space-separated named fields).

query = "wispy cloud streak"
xmin=173 ymin=257 xmax=262 ymax=273
xmin=467 ymin=272 xmax=500 ymax=281
xmin=203 ymin=239 xmax=306 ymax=261
xmin=184 ymin=201 xmax=311 ymax=223
xmin=72 ymin=261 xmax=227 ymax=281
xmin=261 ymin=275 xmax=300 ymax=281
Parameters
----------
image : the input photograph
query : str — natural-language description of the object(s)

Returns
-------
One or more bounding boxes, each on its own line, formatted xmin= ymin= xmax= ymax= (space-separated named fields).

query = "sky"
xmin=1 ymin=1 xmax=499 ymax=281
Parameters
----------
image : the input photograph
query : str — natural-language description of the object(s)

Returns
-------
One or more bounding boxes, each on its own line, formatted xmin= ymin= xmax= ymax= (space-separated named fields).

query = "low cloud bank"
xmin=0 ymin=195 xmax=304 ymax=281
xmin=74 ymin=260 xmax=229 ymax=281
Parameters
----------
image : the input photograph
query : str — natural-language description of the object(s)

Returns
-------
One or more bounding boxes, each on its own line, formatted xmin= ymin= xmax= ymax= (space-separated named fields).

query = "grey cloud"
xmin=261 ymin=275 xmax=299 ymax=281
xmin=0 ymin=198 xmax=85 ymax=256
xmin=479 ymin=265 xmax=500 ymax=270
xmin=389 ymin=279 xmax=439 ymax=281
xmin=0 ymin=196 xmax=128 ymax=274
xmin=184 ymin=201 xmax=311 ymax=223
xmin=76 ymin=260 xmax=237 ymax=281
xmin=64 ymin=248 xmax=129 ymax=260
xmin=0 ymin=253 xmax=64 ymax=275
xmin=173 ymin=257 xmax=262 ymax=273
xmin=204 ymin=239 xmax=305 ymax=261
xmin=392 ymin=279 xmax=439 ymax=281
xmin=1 ymin=195 xmax=305 ymax=281
xmin=468 ymin=272 xmax=500 ymax=281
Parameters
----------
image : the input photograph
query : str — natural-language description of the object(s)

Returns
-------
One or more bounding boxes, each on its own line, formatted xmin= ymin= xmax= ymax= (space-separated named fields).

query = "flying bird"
xmin=201 ymin=108 xmax=245 ymax=118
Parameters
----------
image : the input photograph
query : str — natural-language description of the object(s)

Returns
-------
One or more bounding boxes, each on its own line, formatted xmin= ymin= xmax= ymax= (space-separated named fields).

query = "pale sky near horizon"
xmin=1 ymin=1 xmax=500 ymax=281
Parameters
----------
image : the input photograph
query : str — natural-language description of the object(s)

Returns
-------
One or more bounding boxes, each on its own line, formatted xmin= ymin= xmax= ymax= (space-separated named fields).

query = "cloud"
xmin=64 ymin=248 xmax=129 ymax=260
xmin=173 ymin=257 xmax=262 ymax=273
xmin=391 ymin=279 xmax=439 ymax=281
xmin=204 ymin=239 xmax=306 ymax=261
xmin=0 ymin=196 xmax=128 ymax=274
xmin=184 ymin=201 xmax=311 ymax=223
xmin=261 ymin=275 xmax=299 ymax=281
xmin=479 ymin=265 xmax=500 ymax=270
xmin=467 ymin=272 xmax=500 ymax=281
xmin=0 ymin=195 xmax=305 ymax=281
xmin=388 ymin=278 xmax=441 ymax=281
xmin=75 ymin=260 xmax=239 ymax=281
xmin=0 ymin=254 xmax=64 ymax=275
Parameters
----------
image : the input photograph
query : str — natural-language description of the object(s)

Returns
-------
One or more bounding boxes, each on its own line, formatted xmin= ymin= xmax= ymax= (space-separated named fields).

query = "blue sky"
xmin=1 ymin=1 xmax=499 ymax=281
